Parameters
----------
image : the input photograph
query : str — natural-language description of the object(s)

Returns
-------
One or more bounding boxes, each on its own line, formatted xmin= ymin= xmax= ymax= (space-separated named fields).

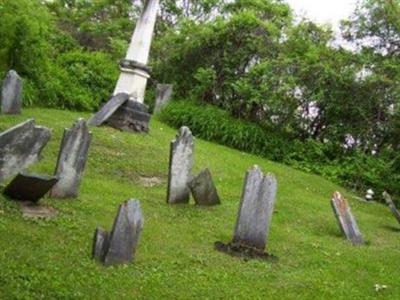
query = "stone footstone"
xmin=50 ymin=119 xmax=92 ymax=198
xmin=92 ymin=199 xmax=144 ymax=266
xmin=383 ymin=191 xmax=400 ymax=225
xmin=188 ymin=168 xmax=220 ymax=206
xmin=0 ymin=119 xmax=51 ymax=183
xmin=331 ymin=191 xmax=364 ymax=245
xmin=1 ymin=70 xmax=22 ymax=114
xmin=154 ymin=84 xmax=173 ymax=113
xmin=88 ymin=93 xmax=129 ymax=127
xmin=18 ymin=201 xmax=57 ymax=220
xmin=4 ymin=173 xmax=58 ymax=202
xmin=167 ymin=126 xmax=194 ymax=204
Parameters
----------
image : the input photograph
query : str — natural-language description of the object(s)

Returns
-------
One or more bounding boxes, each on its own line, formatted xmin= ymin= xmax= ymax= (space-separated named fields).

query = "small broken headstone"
xmin=383 ymin=191 xmax=400 ymax=225
xmin=331 ymin=191 xmax=364 ymax=245
xmin=188 ymin=168 xmax=220 ymax=206
xmin=92 ymin=199 xmax=144 ymax=266
xmin=50 ymin=119 xmax=92 ymax=198
xmin=1 ymin=70 xmax=22 ymax=114
xmin=154 ymin=84 xmax=173 ymax=114
xmin=167 ymin=126 xmax=194 ymax=204
xmin=88 ymin=93 xmax=129 ymax=127
xmin=0 ymin=119 xmax=51 ymax=182
xmin=3 ymin=173 xmax=58 ymax=202
xmin=215 ymin=166 xmax=277 ymax=260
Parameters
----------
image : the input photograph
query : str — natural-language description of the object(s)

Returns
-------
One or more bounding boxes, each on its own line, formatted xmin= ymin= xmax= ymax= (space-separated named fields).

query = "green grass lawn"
xmin=0 ymin=108 xmax=399 ymax=299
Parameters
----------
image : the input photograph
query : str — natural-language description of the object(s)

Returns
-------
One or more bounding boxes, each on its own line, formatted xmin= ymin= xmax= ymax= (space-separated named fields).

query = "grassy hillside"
xmin=0 ymin=108 xmax=399 ymax=299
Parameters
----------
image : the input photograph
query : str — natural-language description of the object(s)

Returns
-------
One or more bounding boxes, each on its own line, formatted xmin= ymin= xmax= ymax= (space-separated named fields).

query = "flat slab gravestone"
xmin=50 ymin=119 xmax=92 ymax=198
xmin=331 ymin=191 xmax=364 ymax=245
xmin=3 ymin=173 xmax=58 ymax=202
xmin=1 ymin=70 xmax=22 ymax=114
xmin=93 ymin=199 xmax=144 ymax=266
xmin=188 ymin=168 xmax=220 ymax=206
xmin=383 ymin=191 xmax=400 ymax=225
xmin=154 ymin=84 xmax=173 ymax=113
xmin=0 ymin=119 xmax=51 ymax=183
xmin=88 ymin=93 xmax=129 ymax=127
xmin=167 ymin=126 xmax=194 ymax=204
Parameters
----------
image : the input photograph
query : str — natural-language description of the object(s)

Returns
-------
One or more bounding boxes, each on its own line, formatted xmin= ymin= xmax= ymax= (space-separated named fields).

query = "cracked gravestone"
xmin=331 ymin=191 xmax=364 ymax=245
xmin=188 ymin=168 xmax=220 ymax=206
xmin=0 ymin=119 xmax=51 ymax=183
xmin=167 ymin=126 xmax=194 ymax=204
xmin=50 ymin=119 xmax=92 ymax=198
xmin=1 ymin=70 xmax=22 ymax=114
xmin=383 ymin=191 xmax=400 ymax=225
xmin=3 ymin=173 xmax=58 ymax=202
xmin=92 ymin=199 xmax=144 ymax=266
xmin=215 ymin=166 xmax=277 ymax=260
xmin=154 ymin=84 xmax=173 ymax=113
xmin=88 ymin=93 xmax=129 ymax=127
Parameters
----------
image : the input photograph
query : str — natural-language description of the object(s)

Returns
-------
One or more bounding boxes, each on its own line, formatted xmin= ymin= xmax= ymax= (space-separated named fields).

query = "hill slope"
xmin=0 ymin=108 xmax=399 ymax=299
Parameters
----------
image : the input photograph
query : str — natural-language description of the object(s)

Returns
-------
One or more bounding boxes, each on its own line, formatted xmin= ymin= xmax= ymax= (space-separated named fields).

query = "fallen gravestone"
xmin=93 ymin=199 xmax=144 ymax=266
xmin=88 ymin=93 xmax=129 ymax=127
xmin=331 ymin=191 xmax=364 ymax=245
xmin=1 ymin=70 xmax=22 ymax=114
xmin=50 ymin=119 xmax=92 ymax=198
xmin=215 ymin=166 xmax=277 ymax=260
xmin=3 ymin=173 xmax=58 ymax=202
xmin=0 ymin=119 xmax=51 ymax=183
xmin=383 ymin=191 xmax=400 ymax=225
xmin=167 ymin=126 xmax=194 ymax=204
xmin=188 ymin=168 xmax=220 ymax=206
xmin=154 ymin=84 xmax=173 ymax=113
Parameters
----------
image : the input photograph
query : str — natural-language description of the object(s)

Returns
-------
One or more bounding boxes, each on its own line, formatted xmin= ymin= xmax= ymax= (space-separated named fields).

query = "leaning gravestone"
xmin=154 ymin=84 xmax=173 ymax=114
xmin=215 ymin=166 xmax=277 ymax=260
xmin=188 ymin=168 xmax=220 ymax=206
xmin=88 ymin=93 xmax=129 ymax=127
xmin=167 ymin=126 xmax=194 ymax=204
xmin=383 ymin=191 xmax=400 ymax=225
xmin=1 ymin=70 xmax=22 ymax=114
xmin=93 ymin=199 xmax=144 ymax=266
xmin=0 ymin=119 xmax=51 ymax=183
xmin=50 ymin=119 xmax=92 ymax=198
xmin=331 ymin=191 xmax=364 ymax=245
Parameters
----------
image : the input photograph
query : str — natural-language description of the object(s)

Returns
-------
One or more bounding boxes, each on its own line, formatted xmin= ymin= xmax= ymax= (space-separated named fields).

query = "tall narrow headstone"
xmin=0 ymin=119 xmax=51 ymax=182
xmin=383 ymin=191 xmax=400 ymax=225
xmin=1 ymin=70 xmax=22 ymax=114
xmin=188 ymin=168 xmax=220 ymax=206
xmin=167 ymin=127 xmax=194 ymax=204
xmin=154 ymin=84 xmax=173 ymax=113
xmin=92 ymin=199 xmax=144 ymax=266
xmin=50 ymin=119 xmax=92 ymax=198
xmin=331 ymin=192 xmax=364 ymax=245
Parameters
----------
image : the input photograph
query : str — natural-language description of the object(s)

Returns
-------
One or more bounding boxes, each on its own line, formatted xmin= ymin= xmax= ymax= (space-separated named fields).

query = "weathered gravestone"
xmin=215 ymin=166 xmax=277 ymax=260
xmin=188 ymin=168 xmax=220 ymax=206
xmin=50 ymin=119 xmax=92 ymax=198
xmin=88 ymin=93 xmax=129 ymax=127
xmin=3 ymin=173 xmax=58 ymax=202
xmin=93 ymin=199 xmax=144 ymax=266
xmin=0 ymin=119 xmax=51 ymax=183
xmin=1 ymin=70 xmax=22 ymax=114
xmin=383 ymin=191 xmax=400 ymax=225
xmin=331 ymin=191 xmax=364 ymax=245
xmin=167 ymin=126 xmax=194 ymax=204
xmin=154 ymin=84 xmax=173 ymax=113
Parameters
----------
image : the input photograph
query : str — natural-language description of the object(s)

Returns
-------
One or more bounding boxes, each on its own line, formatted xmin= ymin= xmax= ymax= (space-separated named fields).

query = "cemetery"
xmin=0 ymin=0 xmax=399 ymax=299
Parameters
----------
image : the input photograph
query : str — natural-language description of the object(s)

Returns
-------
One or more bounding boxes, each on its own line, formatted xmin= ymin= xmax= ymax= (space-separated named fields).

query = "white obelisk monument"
xmin=113 ymin=0 xmax=160 ymax=103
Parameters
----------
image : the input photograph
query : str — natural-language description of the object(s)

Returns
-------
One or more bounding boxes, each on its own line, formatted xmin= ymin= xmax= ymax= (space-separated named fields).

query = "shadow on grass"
xmin=381 ymin=224 xmax=400 ymax=232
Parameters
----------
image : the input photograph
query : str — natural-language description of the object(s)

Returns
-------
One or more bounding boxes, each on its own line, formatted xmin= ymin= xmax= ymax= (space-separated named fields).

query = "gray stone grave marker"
xmin=383 ymin=191 xmax=400 ymax=225
xmin=331 ymin=191 xmax=364 ymax=245
xmin=167 ymin=126 xmax=194 ymax=204
xmin=188 ymin=168 xmax=220 ymax=206
xmin=50 ymin=119 xmax=92 ymax=198
xmin=88 ymin=93 xmax=129 ymax=127
xmin=1 ymin=70 xmax=22 ymax=114
xmin=154 ymin=84 xmax=173 ymax=113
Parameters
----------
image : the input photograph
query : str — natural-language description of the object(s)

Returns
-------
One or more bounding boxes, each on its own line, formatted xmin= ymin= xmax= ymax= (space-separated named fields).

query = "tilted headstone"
xmin=154 ymin=84 xmax=173 ymax=113
xmin=167 ymin=126 xmax=194 ymax=204
xmin=50 ymin=119 xmax=92 ymax=198
xmin=331 ymin=191 xmax=364 ymax=245
xmin=383 ymin=191 xmax=400 ymax=224
xmin=93 ymin=199 xmax=144 ymax=266
xmin=106 ymin=100 xmax=151 ymax=132
xmin=1 ymin=70 xmax=22 ymax=114
xmin=188 ymin=168 xmax=220 ymax=206
xmin=88 ymin=93 xmax=129 ymax=127
xmin=3 ymin=173 xmax=58 ymax=202
xmin=0 ymin=119 xmax=51 ymax=182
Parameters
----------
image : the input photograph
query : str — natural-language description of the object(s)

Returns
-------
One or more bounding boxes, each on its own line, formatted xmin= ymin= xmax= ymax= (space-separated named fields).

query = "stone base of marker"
xmin=92 ymin=199 xmax=144 ymax=266
xmin=214 ymin=241 xmax=277 ymax=261
xmin=188 ymin=168 xmax=220 ymax=206
xmin=18 ymin=201 xmax=57 ymax=220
